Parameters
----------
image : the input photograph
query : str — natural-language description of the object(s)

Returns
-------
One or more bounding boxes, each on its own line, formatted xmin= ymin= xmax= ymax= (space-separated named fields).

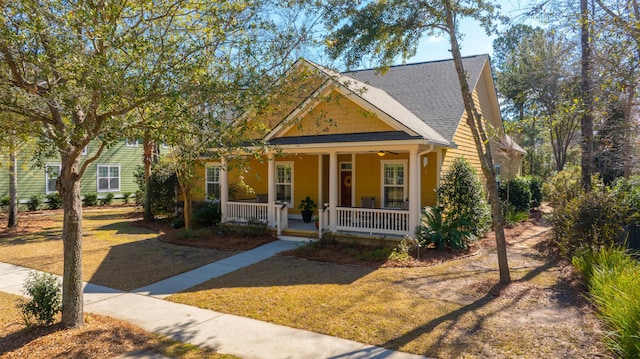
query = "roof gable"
xmin=346 ymin=55 xmax=490 ymax=142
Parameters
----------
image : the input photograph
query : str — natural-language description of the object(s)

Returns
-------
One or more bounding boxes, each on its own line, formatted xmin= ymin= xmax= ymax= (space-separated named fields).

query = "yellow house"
xmin=205 ymin=55 xmax=524 ymax=237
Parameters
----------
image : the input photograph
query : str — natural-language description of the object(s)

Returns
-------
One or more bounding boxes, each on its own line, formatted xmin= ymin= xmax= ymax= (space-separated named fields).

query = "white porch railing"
xmin=318 ymin=206 xmax=329 ymax=238
xmin=226 ymin=201 xmax=269 ymax=223
xmin=336 ymin=207 xmax=411 ymax=236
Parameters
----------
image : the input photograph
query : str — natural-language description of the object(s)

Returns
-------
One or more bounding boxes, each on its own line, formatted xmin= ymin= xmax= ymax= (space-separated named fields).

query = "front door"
xmin=340 ymin=168 xmax=352 ymax=207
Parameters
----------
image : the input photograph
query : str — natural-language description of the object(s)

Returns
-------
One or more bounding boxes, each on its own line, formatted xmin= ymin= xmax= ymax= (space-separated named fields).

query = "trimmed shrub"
xmin=122 ymin=192 xmax=132 ymax=205
xmin=193 ymin=201 xmax=221 ymax=227
xmin=542 ymin=167 xmax=582 ymax=206
xmin=573 ymin=247 xmax=640 ymax=358
xmin=45 ymin=193 xmax=62 ymax=210
xmin=219 ymin=219 xmax=269 ymax=238
xmin=435 ymin=157 xmax=490 ymax=237
xmin=499 ymin=177 xmax=532 ymax=212
xmin=83 ymin=193 xmax=98 ymax=207
xmin=99 ymin=192 xmax=115 ymax=206
xmin=134 ymin=163 xmax=178 ymax=215
xmin=18 ymin=271 xmax=62 ymax=327
xmin=0 ymin=196 xmax=9 ymax=207
xmin=27 ymin=195 xmax=42 ymax=211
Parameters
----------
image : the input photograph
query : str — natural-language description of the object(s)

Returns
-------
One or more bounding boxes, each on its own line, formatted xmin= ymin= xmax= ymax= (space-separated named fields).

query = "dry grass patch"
xmin=0 ymin=208 xmax=234 ymax=291
xmin=169 ymin=223 xmax=607 ymax=358
xmin=0 ymin=291 xmax=235 ymax=358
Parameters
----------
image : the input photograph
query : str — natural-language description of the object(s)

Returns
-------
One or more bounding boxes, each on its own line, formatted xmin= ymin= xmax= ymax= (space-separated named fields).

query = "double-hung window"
xmin=206 ymin=164 xmax=221 ymax=200
xmin=97 ymin=165 xmax=120 ymax=192
xmin=45 ymin=164 xmax=61 ymax=194
xmin=275 ymin=162 xmax=293 ymax=205
xmin=382 ymin=161 xmax=406 ymax=208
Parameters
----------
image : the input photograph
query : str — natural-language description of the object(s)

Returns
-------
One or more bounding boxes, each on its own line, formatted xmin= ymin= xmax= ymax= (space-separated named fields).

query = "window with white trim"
xmin=206 ymin=165 xmax=221 ymax=200
xmin=45 ymin=164 xmax=61 ymax=194
xmin=494 ymin=164 xmax=501 ymax=176
xmin=97 ymin=165 xmax=120 ymax=192
xmin=125 ymin=139 xmax=139 ymax=147
xmin=276 ymin=162 xmax=293 ymax=205
xmin=381 ymin=161 xmax=406 ymax=208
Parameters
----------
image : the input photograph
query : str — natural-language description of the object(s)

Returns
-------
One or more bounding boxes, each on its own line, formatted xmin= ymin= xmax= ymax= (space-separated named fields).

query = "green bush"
xmin=193 ymin=201 xmax=221 ymax=227
xmin=529 ymin=177 xmax=543 ymax=208
xmin=0 ymin=196 xmax=9 ymax=207
xmin=503 ymin=207 xmax=529 ymax=228
xmin=389 ymin=236 xmax=420 ymax=261
xmin=551 ymin=188 xmax=625 ymax=256
xmin=122 ymin=192 xmax=132 ymax=205
xmin=435 ymin=157 xmax=490 ymax=237
xmin=27 ymin=195 xmax=42 ymax=211
xmin=573 ymin=247 xmax=640 ymax=358
xmin=83 ymin=193 xmax=98 ymax=207
xmin=418 ymin=207 xmax=475 ymax=251
xmin=134 ymin=162 xmax=178 ymax=215
xmin=499 ymin=177 xmax=532 ymax=212
xmin=45 ymin=193 xmax=62 ymax=210
xmin=18 ymin=271 xmax=62 ymax=327
xmin=219 ymin=219 xmax=269 ymax=238
xmin=99 ymin=192 xmax=115 ymax=206
xmin=542 ymin=167 xmax=582 ymax=206
xmin=611 ymin=175 xmax=640 ymax=223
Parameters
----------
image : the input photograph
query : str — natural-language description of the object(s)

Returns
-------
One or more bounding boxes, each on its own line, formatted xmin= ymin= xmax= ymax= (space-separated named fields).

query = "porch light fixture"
xmin=377 ymin=151 xmax=385 ymax=157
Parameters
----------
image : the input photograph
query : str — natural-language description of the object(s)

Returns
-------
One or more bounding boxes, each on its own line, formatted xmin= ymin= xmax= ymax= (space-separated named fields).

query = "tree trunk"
xmin=8 ymin=149 xmax=18 ymax=228
xmin=183 ymin=190 xmax=192 ymax=230
xmin=444 ymin=0 xmax=510 ymax=283
xmin=58 ymin=151 xmax=84 ymax=328
xmin=143 ymin=133 xmax=154 ymax=221
xmin=580 ymin=0 xmax=594 ymax=191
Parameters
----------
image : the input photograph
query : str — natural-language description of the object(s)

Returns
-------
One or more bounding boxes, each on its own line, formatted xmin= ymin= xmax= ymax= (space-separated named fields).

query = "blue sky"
xmin=409 ymin=0 xmax=535 ymax=63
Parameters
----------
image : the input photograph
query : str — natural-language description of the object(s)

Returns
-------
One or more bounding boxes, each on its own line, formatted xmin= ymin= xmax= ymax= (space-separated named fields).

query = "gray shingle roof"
xmin=344 ymin=55 xmax=490 ymax=142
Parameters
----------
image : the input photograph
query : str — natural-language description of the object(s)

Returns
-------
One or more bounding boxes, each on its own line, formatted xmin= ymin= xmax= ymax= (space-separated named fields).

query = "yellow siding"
xmin=420 ymin=152 xmax=438 ymax=207
xmin=281 ymin=90 xmax=396 ymax=137
xmin=354 ymin=153 xmax=381 ymax=203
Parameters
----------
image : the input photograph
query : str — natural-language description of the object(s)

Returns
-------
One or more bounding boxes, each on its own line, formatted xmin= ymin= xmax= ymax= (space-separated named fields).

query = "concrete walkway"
xmin=0 ymin=238 xmax=428 ymax=359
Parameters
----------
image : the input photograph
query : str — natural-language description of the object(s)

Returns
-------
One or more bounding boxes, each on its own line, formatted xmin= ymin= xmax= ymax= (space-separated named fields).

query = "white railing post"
xmin=220 ymin=157 xmax=228 ymax=223
xmin=276 ymin=203 xmax=282 ymax=235
xmin=409 ymin=150 xmax=419 ymax=234
xmin=329 ymin=151 xmax=338 ymax=232
xmin=267 ymin=153 xmax=276 ymax=226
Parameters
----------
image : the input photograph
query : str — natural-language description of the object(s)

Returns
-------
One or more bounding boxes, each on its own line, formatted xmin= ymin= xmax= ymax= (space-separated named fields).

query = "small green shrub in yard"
xmin=503 ymin=207 xmax=529 ymax=228
xmin=573 ymin=247 xmax=640 ymax=358
xmin=542 ymin=167 xmax=582 ymax=206
xmin=389 ymin=236 xmax=420 ymax=261
xmin=0 ymin=196 xmax=9 ymax=207
xmin=27 ymin=195 xmax=42 ymax=211
xmin=193 ymin=201 xmax=221 ymax=227
xmin=18 ymin=271 xmax=62 ymax=327
xmin=418 ymin=207 xmax=475 ymax=251
xmin=99 ymin=192 xmax=115 ymax=206
xmin=436 ymin=157 xmax=490 ymax=237
xmin=45 ymin=193 xmax=62 ymax=210
xmin=83 ymin=193 xmax=98 ymax=207
xmin=122 ymin=192 xmax=132 ymax=204
xmin=219 ymin=219 xmax=269 ymax=237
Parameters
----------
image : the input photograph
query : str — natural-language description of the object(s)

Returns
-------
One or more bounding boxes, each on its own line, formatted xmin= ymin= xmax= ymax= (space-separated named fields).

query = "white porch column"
xmin=267 ymin=153 xmax=276 ymax=226
xmin=318 ymin=154 xmax=323 ymax=212
xmin=220 ymin=157 xmax=229 ymax=223
xmin=409 ymin=150 xmax=420 ymax=233
xmin=329 ymin=151 xmax=338 ymax=231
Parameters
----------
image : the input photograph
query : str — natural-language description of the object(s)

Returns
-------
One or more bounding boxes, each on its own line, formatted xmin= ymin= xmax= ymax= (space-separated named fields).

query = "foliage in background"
xmin=18 ymin=272 xmax=62 ymax=327
xmin=542 ymin=166 xmax=583 ymax=206
xmin=499 ymin=177 xmax=532 ymax=213
xmin=134 ymin=163 xmax=178 ymax=216
xmin=550 ymin=173 xmax=624 ymax=255
xmin=573 ymin=246 xmax=640 ymax=358
xmin=27 ymin=195 xmax=42 ymax=212
xmin=436 ymin=157 xmax=491 ymax=237
xmin=529 ymin=177 xmax=543 ymax=208
xmin=611 ymin=175 xmax=640 ymax=223
xmin=45 ymin=193 xmax=62 ymax=210
xmin=83 ymin=193 xmax=99 ymax=207
xmin=418 ymin=207 xmax=475 ymax=251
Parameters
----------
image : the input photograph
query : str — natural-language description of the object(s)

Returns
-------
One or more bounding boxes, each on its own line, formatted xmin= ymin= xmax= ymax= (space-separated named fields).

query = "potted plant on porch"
xmin=298 ymin=196 xmax=316 ymax=223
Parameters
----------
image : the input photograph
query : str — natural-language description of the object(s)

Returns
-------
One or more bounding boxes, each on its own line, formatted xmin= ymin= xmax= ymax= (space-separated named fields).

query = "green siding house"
xmin=0 ymin=140 xmax=146 ymax=202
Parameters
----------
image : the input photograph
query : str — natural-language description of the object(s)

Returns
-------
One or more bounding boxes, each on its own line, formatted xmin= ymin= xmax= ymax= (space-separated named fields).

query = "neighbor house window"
xmin=97 ymin=165 xmax=120 ymax=192
xmin=206 ymin=165 xmax=221 ymax=200
xmin=125 ymin=139 xmax=139 ymax=147
xmin=276 ymin=162 xmax=293 ymax=205
xmin=381 ymin=161 xmax=406 ymax=208
xmin=81 ymin=146 xmax=88 ymax=155
xmin=45 ymin=164 xmax=61 ymax=194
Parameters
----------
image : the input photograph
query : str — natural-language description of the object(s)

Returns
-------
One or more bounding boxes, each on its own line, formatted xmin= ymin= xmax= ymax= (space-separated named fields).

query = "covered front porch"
xmin=216 ymin=143 xmax=442 ymax=238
